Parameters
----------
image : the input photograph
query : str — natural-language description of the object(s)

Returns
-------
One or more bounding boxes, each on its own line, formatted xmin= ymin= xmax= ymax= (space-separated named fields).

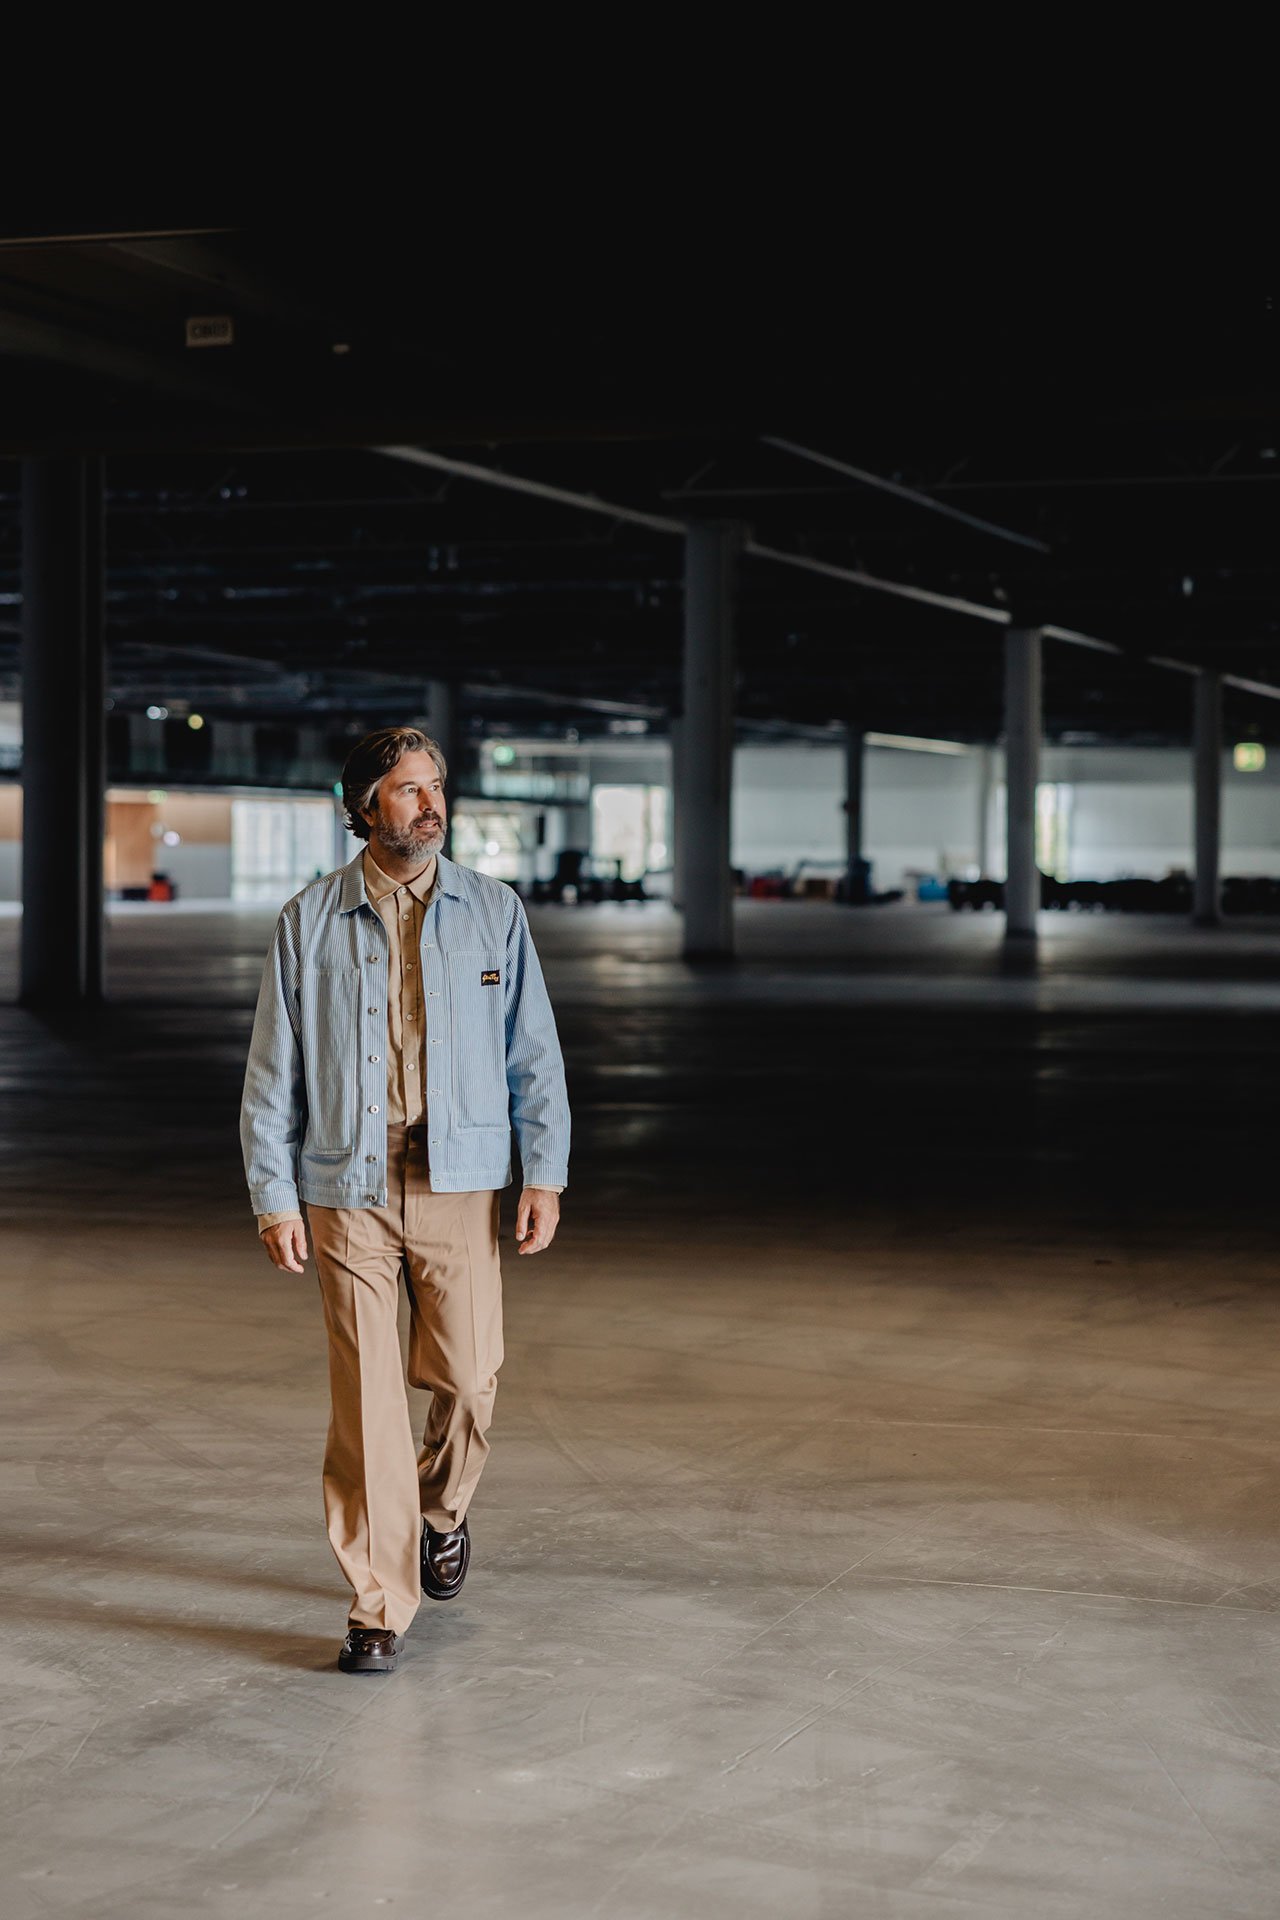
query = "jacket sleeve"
xmin=240 ymin=904 xmax=308 ymax=1216
xmin=504 ymin=892 xmax=570 ymax=1190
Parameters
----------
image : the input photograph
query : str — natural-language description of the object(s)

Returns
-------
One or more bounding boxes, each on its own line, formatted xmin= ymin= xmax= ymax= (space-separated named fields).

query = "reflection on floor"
xmin=0 ymin=901 xmax=1278 ymax=1917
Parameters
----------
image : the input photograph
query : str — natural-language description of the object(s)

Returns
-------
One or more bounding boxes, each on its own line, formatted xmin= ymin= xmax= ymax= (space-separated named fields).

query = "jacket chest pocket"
xmin=445 ymin=950 xmax=507 ymax=1128
xmin=302 ymin=964 xmax=358 ymax=1150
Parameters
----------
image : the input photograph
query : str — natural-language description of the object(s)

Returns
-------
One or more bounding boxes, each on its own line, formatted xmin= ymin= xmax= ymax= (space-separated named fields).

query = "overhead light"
xmin=1234 ymin=742 xmax=1266 ymax=772
xmin=145 ymin=704 xmax=168 ymax=720
xmin=187 ymin=713 xmax=204 ymax=730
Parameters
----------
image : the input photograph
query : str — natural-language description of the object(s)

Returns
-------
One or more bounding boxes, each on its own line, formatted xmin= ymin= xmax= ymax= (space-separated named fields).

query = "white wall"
xmin=731 ymin=745 xmax=846 ymax=872
xmin=732 ymin=743 xmax=980 ymax=892
xmin=862 ymin=749 xmax=982 ymax=891
xmin=153 ymin=840 xmax=233 ymax=901
xmin=1044 ymin=746 xmax=1280 ymax=880
xmin=730 ymin=740 xmax=1280 ymax=892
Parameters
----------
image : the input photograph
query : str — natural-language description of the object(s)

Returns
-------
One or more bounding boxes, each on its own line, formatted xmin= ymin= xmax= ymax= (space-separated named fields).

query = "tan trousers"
xmin=305 ymin=1121 xmax=504 ymax=1633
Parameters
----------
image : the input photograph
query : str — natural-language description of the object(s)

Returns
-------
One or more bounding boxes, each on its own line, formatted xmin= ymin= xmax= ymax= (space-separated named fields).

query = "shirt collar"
xmin=362 ymin=844 xmax=437 ymax=904
xmin=338 ymin=845 xmax=464 ymax=913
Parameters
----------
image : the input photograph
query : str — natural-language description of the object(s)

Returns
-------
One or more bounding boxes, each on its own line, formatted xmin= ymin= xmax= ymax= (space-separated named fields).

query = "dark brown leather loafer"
xmin=421 ymin=1513 xmax=470 ymax=1600
xmin=338 ymin=1626 xmax=405 ymax=1673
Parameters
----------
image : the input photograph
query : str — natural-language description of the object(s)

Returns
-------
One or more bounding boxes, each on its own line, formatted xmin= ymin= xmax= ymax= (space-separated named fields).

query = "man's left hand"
xmin=515 ymin=1188 xmax=561 ymax=1255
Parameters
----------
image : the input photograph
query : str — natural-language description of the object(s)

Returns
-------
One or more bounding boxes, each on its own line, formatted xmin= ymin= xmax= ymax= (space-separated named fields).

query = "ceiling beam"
xmin=0 ymin=228 xmax=235 ymax=250
xmin=759 ymin=436 xmax=1052 ymax=554
xmin=372 ymin=444 xmax=1280 ymax=704
xmin=377 ymin=444 xmax=684 ymax=536
xmin=742 ymin=539 xmax=1010 ymax=625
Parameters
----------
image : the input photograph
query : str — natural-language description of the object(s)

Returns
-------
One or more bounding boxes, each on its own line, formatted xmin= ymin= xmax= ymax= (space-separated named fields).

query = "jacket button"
xmin=365 ymin=1155 xmax=376 ymax=1163
xmin=368 ymin=1006 xmax=379 ymax=1014
xmin=368 ymin=1104 xmax=379 ymax=1114
xmin=369 ymin=1054 xmax=380 ymax=1062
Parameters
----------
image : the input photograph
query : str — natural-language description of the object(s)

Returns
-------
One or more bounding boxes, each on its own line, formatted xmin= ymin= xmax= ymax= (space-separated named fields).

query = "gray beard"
xmin=376 ymin=815 xmax=444 ymax=860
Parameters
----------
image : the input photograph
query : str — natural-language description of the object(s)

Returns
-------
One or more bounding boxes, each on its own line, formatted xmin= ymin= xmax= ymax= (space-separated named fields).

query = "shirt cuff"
xmin=258 ymin=1209 xmax=304 ymax=1234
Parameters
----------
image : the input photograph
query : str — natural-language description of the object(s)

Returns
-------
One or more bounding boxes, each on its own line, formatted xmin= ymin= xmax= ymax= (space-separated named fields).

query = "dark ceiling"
xmin=3 ymin=226 xmax=1280 ymax=748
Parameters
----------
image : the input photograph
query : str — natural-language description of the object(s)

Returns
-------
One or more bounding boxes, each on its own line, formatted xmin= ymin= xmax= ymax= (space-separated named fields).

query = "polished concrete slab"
xmin=2 ymin=900 xmax=1279 ymax=1917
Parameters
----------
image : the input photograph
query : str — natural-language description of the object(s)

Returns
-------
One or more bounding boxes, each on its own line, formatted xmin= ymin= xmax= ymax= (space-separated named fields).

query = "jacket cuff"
xmin=520 ymin=1168 xmax=568 ymax=1191
xmin=250 ymin=1180 xmax=302 ymax=1216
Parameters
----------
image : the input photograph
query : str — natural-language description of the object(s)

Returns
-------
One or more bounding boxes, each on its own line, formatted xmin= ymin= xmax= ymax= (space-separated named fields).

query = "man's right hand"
xmin=261 ymin=1219 xmax=309 ymax=1274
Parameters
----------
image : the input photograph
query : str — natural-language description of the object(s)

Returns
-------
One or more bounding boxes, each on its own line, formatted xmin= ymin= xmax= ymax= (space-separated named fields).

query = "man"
xmin=240 ymin=725 xmax=570 ymax=1675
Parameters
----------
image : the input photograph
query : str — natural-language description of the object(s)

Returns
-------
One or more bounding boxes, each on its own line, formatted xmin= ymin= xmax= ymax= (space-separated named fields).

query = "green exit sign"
xmin=1234 ymin=742 xmax=1266 ymax=772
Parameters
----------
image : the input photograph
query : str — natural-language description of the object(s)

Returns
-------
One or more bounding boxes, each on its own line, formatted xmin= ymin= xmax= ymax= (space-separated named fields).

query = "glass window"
xmin=231 ymin=797 xmax=335 ymax=904
xmin=591 ymin=785 xmax=667 ymax=881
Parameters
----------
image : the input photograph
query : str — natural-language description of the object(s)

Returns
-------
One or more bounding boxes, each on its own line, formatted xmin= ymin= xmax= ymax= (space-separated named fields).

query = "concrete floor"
xmin=2 ymin=899 xmax=1280 ymax=1918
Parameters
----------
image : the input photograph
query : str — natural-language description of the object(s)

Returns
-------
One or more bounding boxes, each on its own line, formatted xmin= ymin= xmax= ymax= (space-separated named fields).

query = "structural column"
xmin=1192 ymin=668 xmax=1223 ymax=927
xmin=21 ymin=456 xmax=106 ymax=1007
xmin=844 ymin=724 xmax=866 ymax=901
xmin=424 ymin=679 xmax=458 ymax=858
xmin=974 ymin=744 xmax=994 ymax=878
xmin=1003 ymin=625 xmax=1042 ymax=941
xmin=669 ymin=715 xmax=685 ymax=910
xmin=680 ymin=521 xmax=741 ymax=958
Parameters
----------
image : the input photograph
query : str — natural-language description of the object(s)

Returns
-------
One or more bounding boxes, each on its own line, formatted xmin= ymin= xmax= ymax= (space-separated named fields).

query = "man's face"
xmin=364 ymin=749 xmax=447 ymax=860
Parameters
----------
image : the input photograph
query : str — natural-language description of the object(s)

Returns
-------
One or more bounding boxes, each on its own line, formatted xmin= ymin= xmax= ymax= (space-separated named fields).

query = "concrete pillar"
xmin=669 ymin=717 xmax=685 ymax=910
xmin=128 ymin=710 xmax=165 ymax=775
xmin=975 ymin=745 xmax=994 ymax=878
xmin=1003 ymin=625 xmax=1042 ymax=940
xmin=1193 ymin=668 xmax=1223 ymax=927
xmin=561 ymin=802 xmax=592 ymax=852
xmin=20 ymin=456 xmax=106 ymax=1007
xmin=680 ymin=521 xmax=740 ymax=957
xmin=212 ymin=718 xmax=256 ymax=783
xmin=844 ymin=725 xmax=866 ymax=901
xmin=332 ymin=794 xmax=352 ymax=870
xmin=424 ymin=679 xmax=457 ymax=857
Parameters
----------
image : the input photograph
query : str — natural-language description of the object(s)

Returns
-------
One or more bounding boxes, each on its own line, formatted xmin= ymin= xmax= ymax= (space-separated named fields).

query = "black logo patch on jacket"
xmin=481 ymin=969 xmax=500 ymax=985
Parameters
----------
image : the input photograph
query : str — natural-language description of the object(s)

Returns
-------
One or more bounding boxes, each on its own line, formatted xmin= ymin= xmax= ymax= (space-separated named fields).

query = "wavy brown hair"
xmin=340 ymin=726 xmax=448 ymax=843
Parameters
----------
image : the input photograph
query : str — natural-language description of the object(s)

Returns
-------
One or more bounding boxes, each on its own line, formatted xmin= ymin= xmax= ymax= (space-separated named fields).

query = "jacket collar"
xmin=338 ymin=846 xmax=465 ymax=913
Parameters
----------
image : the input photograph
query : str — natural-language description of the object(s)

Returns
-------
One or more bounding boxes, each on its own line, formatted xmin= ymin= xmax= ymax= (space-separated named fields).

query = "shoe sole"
xmin=338 ymin=1633 xmax=405 ymax=1674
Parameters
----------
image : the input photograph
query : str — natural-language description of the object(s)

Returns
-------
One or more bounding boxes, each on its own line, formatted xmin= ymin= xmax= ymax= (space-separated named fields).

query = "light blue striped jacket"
xmin=240 ymin=849 xmax=570 ymax=1214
